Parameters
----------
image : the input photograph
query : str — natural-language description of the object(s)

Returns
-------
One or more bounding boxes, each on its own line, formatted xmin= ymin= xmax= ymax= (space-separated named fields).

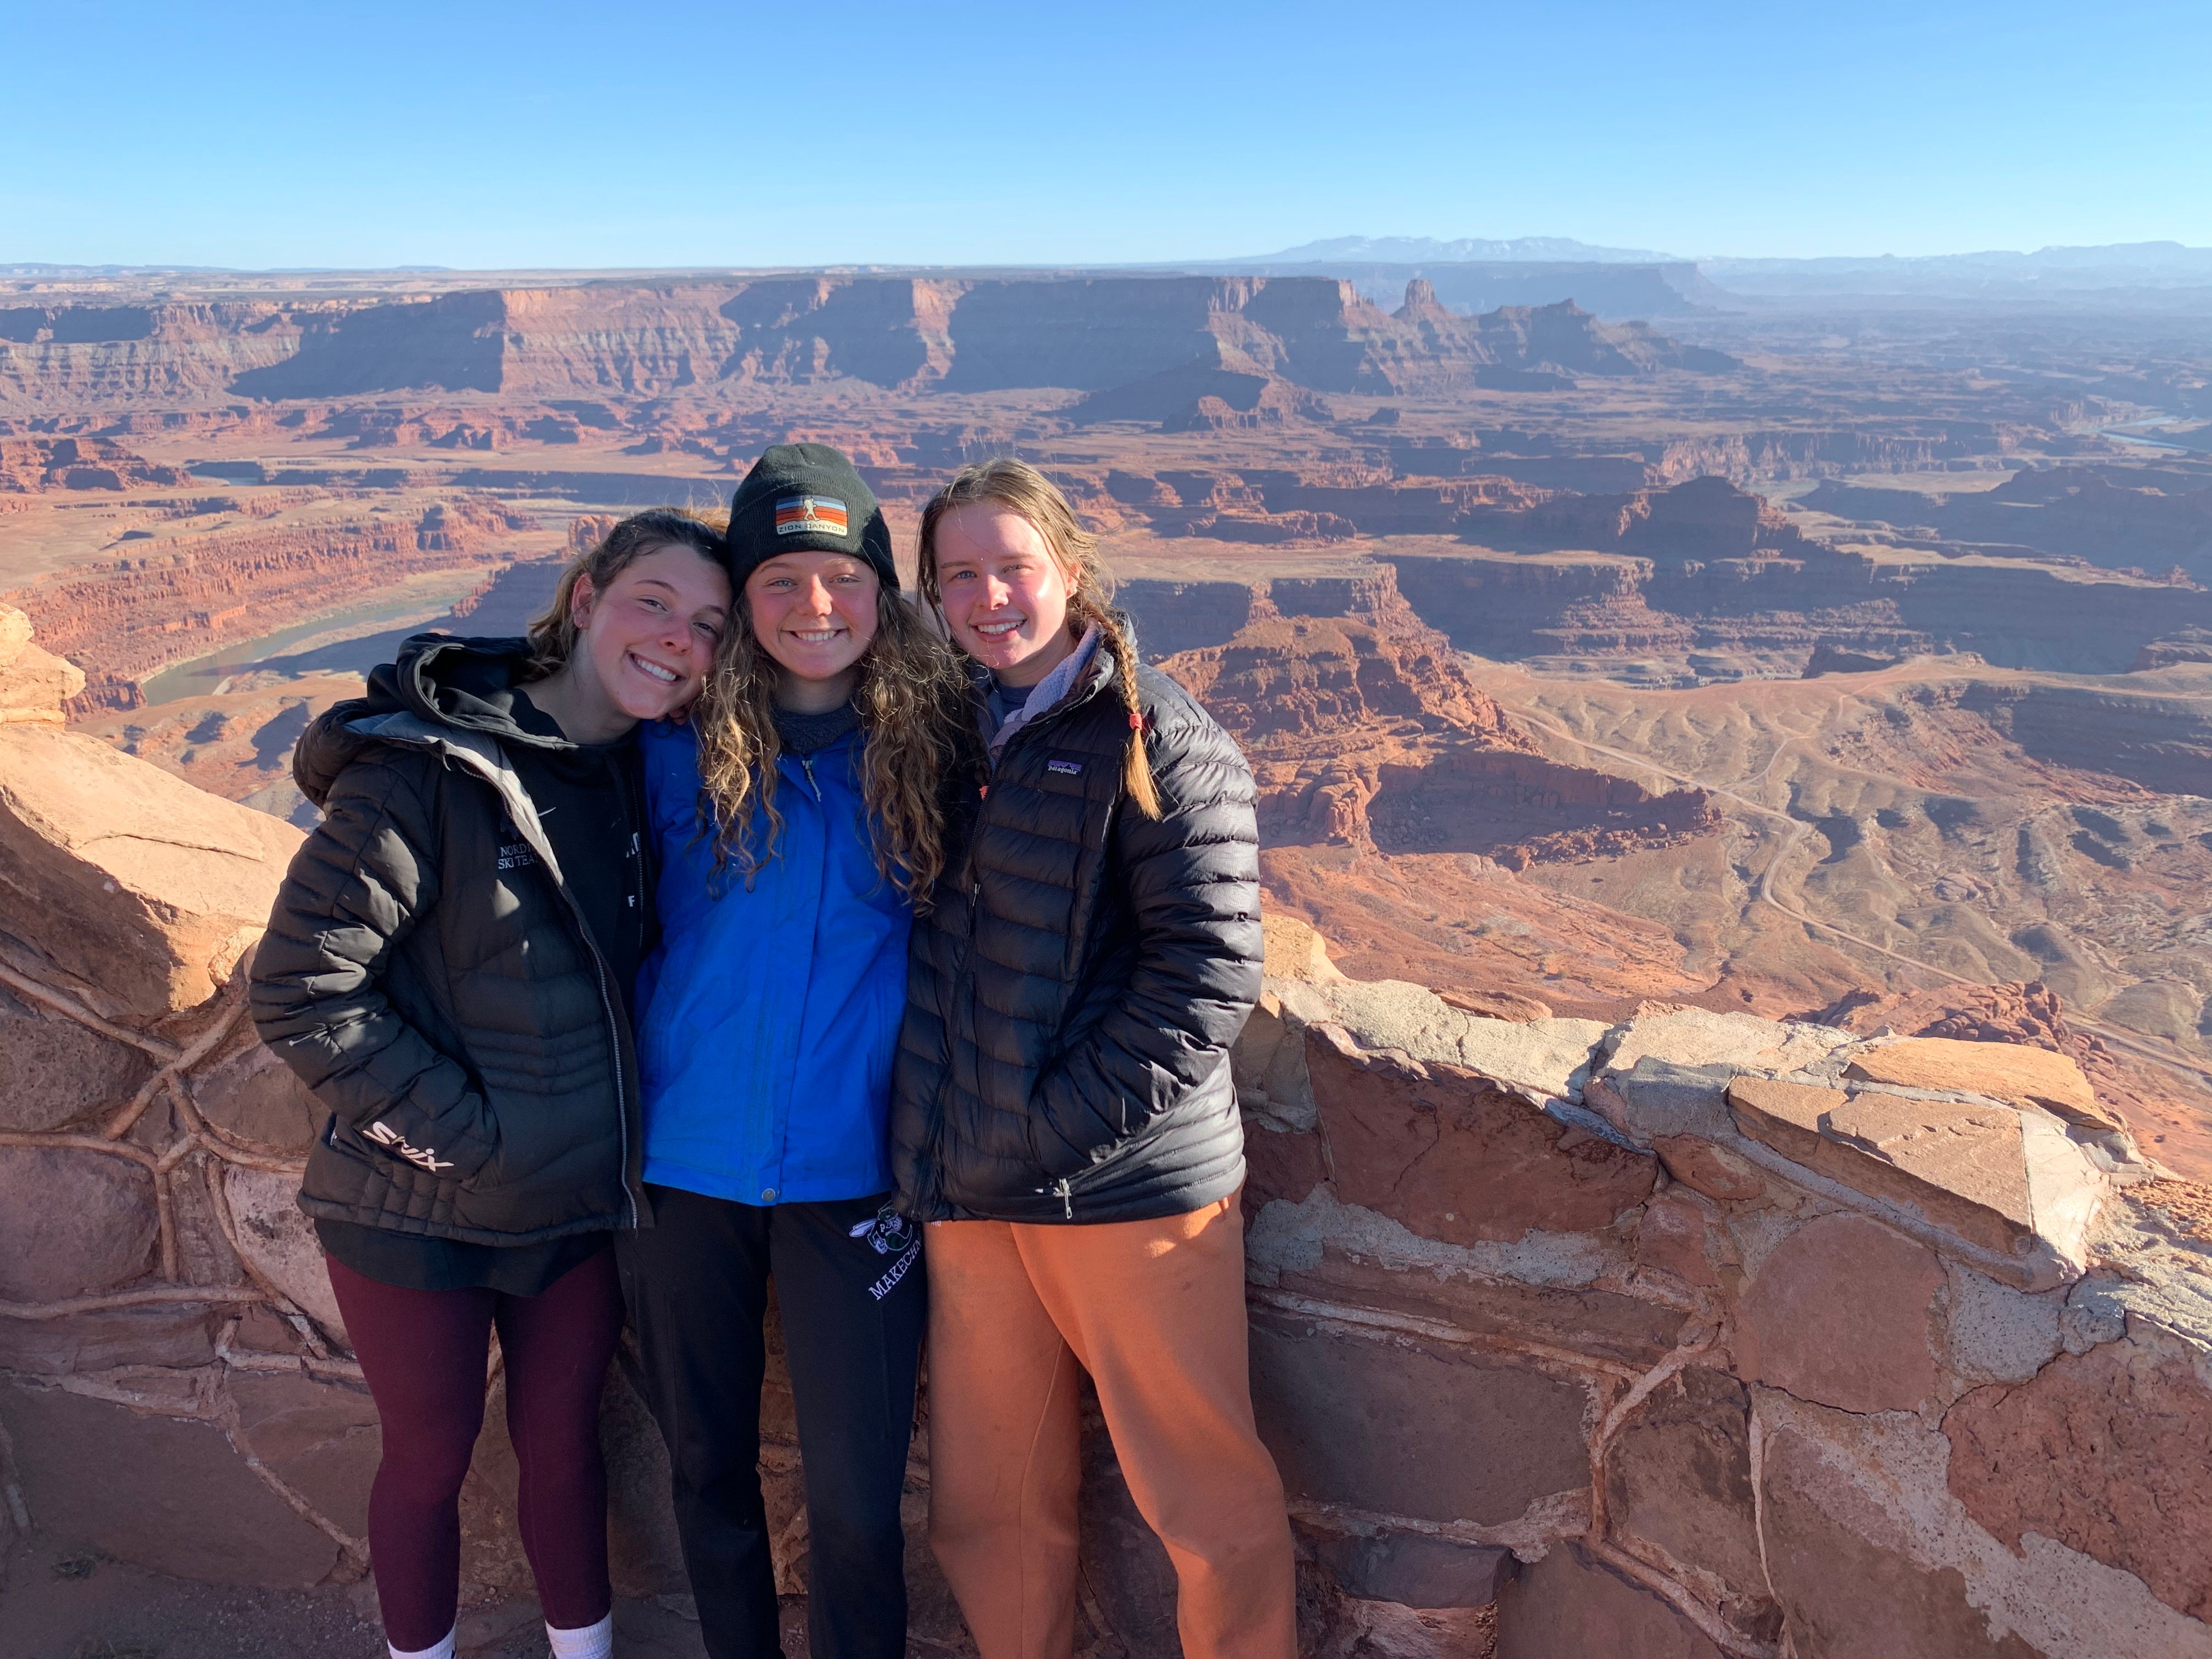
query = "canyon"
xmin=3 ymin=607 xmax=2209 ymax=1659
xmin=5 ymin=259 xmax=2212 ymax=1655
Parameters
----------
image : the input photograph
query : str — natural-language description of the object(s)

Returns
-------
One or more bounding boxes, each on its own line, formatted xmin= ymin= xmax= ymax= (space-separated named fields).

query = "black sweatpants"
xmin=616 ymin=1185 xmax=926 ymax=1659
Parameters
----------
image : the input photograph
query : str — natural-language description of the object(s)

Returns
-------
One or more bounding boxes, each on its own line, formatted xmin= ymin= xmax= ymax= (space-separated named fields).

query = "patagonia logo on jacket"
xmin=362 ymin=1120 xmax=455 ymax=1172
xmin=1046 ymin=758 xmax=1084 ymax=776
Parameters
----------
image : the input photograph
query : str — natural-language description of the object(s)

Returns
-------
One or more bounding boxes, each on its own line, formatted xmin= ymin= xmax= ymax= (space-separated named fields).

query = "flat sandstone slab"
xmin=1727 ymin=1076 xmax=2037 ymax=1259
xmin=1843 ymin=1036 xmax=2111 ymax=1127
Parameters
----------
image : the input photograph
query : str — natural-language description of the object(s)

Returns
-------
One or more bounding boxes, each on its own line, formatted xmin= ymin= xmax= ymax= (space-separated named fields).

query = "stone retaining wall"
xmin=5 ymin=602 xmax=2210 ymax=1658
xmin=1242 ymin=917 xmax=2212 ymax=1658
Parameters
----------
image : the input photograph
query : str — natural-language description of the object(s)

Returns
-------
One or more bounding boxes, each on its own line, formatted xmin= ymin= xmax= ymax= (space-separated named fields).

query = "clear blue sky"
xmin=5 ymin=0 xmax=2207 ymax=269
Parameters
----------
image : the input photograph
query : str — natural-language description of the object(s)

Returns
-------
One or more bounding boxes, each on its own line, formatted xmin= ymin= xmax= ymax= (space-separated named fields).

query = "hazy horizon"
xmin=8 ymin=236 xmax=2212 ymax=278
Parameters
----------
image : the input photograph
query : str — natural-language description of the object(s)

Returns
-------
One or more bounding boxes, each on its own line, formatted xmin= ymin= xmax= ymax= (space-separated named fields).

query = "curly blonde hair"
xmin=691 ymin=580 xmax=979 ymax=907
xmin=917 ymin=458 xmax=1160 ymax=817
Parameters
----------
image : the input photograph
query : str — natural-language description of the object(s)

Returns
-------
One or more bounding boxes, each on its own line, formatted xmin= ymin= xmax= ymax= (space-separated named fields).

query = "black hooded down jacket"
xmin=250 ymin=636 xmax=648 ymax=1244
xmin=890 ymin=649 xmax=1263 ymax=1225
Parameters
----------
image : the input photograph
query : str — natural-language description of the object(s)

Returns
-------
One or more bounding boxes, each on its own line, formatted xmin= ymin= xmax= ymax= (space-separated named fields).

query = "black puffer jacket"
xmin=250 ymin=636 xmax=647 ymax=1244
xmin=891 ymin=647 xmax=1262 ymax=1224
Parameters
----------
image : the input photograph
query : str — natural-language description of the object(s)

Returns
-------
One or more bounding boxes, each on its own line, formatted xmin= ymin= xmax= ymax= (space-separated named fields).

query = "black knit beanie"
xmin=724 ymin=443 xmax=898 ymax=590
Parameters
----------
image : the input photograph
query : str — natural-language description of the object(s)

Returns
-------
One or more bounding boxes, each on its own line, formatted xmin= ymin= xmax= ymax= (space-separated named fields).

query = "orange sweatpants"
xmin=923 ymin=1194 xmax=1297 ymax=1659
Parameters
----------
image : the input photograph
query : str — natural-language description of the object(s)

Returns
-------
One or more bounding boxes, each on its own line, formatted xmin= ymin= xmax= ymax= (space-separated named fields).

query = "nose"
xmin=797 ymin=577 xmax=833 ymax=616
xmin=981 ymin=573 xmax=1013 ymax=610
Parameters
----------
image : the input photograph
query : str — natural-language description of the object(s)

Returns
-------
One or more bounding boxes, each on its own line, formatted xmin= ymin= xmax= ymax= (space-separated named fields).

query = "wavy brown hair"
xmin=917 ymin=458 xmax=1160 ymax=817
xmin=524 ymin=507 xmax=726 ymax=680
xmin=691 ymin=579 xmax=978 ymax=907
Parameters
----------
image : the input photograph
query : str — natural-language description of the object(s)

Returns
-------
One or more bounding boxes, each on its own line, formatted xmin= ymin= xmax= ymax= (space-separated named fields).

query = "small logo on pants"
xmin=851 ymin=1204 xmax=921 ymax=1301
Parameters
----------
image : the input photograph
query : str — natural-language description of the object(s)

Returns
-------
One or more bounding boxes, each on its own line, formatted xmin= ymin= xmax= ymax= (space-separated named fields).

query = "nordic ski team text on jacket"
xmin=891 ymin=653 xmax=1265 ymax=1226
xmin=632 ymin=719 xmax=912 ymax=1206
xmin=250 ymin=636 xmax=647 ymax=1244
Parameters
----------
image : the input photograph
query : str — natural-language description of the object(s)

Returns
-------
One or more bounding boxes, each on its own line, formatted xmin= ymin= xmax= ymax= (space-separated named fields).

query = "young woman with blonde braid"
xmin=893 ymin=458 xmax=1296 ymax=1658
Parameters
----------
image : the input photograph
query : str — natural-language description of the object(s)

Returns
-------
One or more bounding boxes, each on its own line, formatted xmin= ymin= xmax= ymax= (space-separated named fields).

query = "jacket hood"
xmin=293 ymin=633 xmax=560 ymax=808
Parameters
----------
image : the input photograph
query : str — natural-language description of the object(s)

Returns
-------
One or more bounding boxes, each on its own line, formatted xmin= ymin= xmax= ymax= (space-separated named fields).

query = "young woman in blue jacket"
xmin=618 ymin=444 xmax=978 ymax=1659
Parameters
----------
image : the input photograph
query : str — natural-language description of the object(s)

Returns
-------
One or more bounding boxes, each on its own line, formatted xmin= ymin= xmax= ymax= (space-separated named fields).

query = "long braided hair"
xmin=917 ymin=459 xmax=1160 ymax=819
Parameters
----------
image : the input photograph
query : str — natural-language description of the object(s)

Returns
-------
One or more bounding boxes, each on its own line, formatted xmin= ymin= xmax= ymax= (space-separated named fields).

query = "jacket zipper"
xmin=533 ymin=802 xmax=640 ymax=1229
xmin=916 ymin=857 xmax=981 ymax=1222
xmin=342 ymin=716 xmax=645 ymax=1228
xmin=936 ymin=670 xmax=1118 ymax=1223
xmin=470 ymin=740 xmax=641 ymax=1226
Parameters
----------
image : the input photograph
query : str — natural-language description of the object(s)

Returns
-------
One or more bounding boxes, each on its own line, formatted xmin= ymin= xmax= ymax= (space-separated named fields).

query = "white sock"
xmin=389 ymin=1630 xmax=455 ymax=1659
xmin=546 ymin=1611 xmax=614 ymax=1659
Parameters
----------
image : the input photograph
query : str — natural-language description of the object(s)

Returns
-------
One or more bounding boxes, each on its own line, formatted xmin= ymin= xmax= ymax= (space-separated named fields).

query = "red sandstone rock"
xmin=1604 ymin=1368 xmax=1774 ymax=1629
xmin=0 ymin=604 xmax=83 ymax=722
xmin=1844 ymin=1035 xmax=2112 ymax=1129
xmin=1249 ymin=1308 xmax=1590 ymax=1527
xmin=1306 ymin=1024 xmax=1656 ymax=1244
xmin=1760 ymin=1427 xmax=2045 ymax=1659
xmin=191 ymin=1038 xmax=323 ymax=1156
xmin=1652 ymin=1135 xmax=1768 ymax=1201
xmin=1242 ymin=1122 xmax=1326 ymax=1214
xmin=1636 ymin=1190 xmax=1720 ymax=1288
xmin=1819 ymin=979 xmax=2212 ymax=1182
xmin=1437 ymin=986 xmax=1554 ymax=1023
xmin=0 ymin=718 xmax=301 ymax=1017
xmin=1279 ymin=1244 xmax=1691 ymax=1372
xmin=1945 ymin=1333 xmax=2212 ymax=1621
xmin=1725 ymin=1075 xmax=1846 ymax=1164
xmin=0 ymin=984 xmax=154 ymax=1132
xmin=1495 ymin=1541 xmax=1726 ymax=1659
xmin=1734 ymin=1213 xmax=1943 ymax=1413
xmin=228 ymin=1370 xmax=382 ymax=1541
xmin=0 ymin=1304 xmax=216 ymax=1376
xmin=0 ymin=1146 xmax=158 ymax=1302
xmin=1729 ymin=1077 xmax=2040 ymax=1259
xmin=0 ymin=1383 xmax=346 ymax=1586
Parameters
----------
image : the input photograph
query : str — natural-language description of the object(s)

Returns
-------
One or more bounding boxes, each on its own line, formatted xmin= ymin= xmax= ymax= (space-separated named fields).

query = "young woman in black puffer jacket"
xmin=892 ymin=459 xmax=1295 ymax=1658
xmin=251 ymin=511 xmax=730 ymax=1659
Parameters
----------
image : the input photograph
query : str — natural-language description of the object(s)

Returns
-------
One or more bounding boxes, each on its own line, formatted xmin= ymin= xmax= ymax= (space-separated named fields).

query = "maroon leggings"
xmin=325 ymin=1250 xmax=623 ymax=1650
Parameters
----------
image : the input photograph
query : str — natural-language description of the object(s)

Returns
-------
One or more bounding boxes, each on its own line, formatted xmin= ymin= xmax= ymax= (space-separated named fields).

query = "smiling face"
xmin=569 ymin=543 xmax=731 ymax=723
xmin=744 ymin=550 xmax=882 ymax=703
xmin=931 ymin=503 xmax=1077 ymax=687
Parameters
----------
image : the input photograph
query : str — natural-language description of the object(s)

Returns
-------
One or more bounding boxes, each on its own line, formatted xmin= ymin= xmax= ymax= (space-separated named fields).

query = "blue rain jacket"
xmin=633 ymin=719 xmax=910 ymax=1206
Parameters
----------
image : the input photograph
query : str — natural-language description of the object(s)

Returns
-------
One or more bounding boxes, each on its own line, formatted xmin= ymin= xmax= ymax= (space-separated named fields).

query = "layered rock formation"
xmin=1807 ymin=466 xmax=2212 ymax=579
xmin=0 ymin=302 xmax=307 ymax=407
xmin=0 ymin=435 xmax=191 ymax=493
xmin=3 ymin=278 xmax=1729 ymax=412
xmin=1153 ymin=566 xmax=1718 ymax=865
xmin=1 ymin=497 xmax=539 ymax=712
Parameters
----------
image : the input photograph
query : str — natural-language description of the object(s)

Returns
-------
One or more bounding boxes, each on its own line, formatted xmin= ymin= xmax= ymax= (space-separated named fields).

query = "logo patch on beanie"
xmin=775 ymin=495 xmax=849 ymax=537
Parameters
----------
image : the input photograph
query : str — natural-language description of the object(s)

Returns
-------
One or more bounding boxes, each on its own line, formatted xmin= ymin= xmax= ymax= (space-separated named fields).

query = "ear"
xmin=569 ymin=571 xmax=599 ymax=633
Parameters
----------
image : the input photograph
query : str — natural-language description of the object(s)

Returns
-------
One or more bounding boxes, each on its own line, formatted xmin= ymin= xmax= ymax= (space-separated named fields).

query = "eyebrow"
xmin=756 ymin=559 xmax=861 ymax=577
xmin=633 ymin=575 xmax=726 ymax=613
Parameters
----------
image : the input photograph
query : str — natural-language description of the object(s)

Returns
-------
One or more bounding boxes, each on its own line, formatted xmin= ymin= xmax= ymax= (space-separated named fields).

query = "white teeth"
xmin=630 ymin=654 xmax=678 ymax=683
xmin=793 ymin=629 xmax=842 ymax=642
xmin=976 ymin=620 xmax=1022 ymax=637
